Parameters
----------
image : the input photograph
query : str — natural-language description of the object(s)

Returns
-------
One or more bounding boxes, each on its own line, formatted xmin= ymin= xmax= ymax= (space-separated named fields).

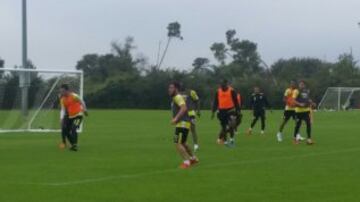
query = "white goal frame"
xmin=0 ymin=68 xmax=84 ymax=133
xmin=318 ymin=87 xmax=360 ymax=111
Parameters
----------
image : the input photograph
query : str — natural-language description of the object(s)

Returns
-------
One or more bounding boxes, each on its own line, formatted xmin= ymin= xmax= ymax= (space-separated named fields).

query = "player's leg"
xmin=260 ymin=110 xmax=266 ymax=134
xmin=279 ymin=111 xmax=291 ymax=132
xmin=189 ymin=116 xmax=199 ymax=151
xmin=60 ymin=117 xmax=70 ymax=149
xmin=227 ymin=113 xmax=237 ymax=147
xmin=293 ymin=113 xmax=303 ymax=144
xmin=182 ymin=131 xmax=199 ymax=165
xmin=69 ymin=116 xmax=83 ymax=151
xmin=235 ymin=113 xmax=242 ymax=132
xmin=277 ymin=111 xmax=291 ymax=142
xmin=304 ymin=112 xmax=314 ymax=145
xmin=248 ymin=111 xmax=259 ymax=135
xmin=174 ymin=128 xmax=194 ymax=168
xmin=217 ymin=111 xmax=227 ymax=144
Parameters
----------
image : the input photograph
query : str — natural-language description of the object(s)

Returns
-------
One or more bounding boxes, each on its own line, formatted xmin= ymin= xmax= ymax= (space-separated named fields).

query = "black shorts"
xmin=284 ymin=110 xmax=296 ymax=121
xmin=63 ymin=116 xmax=83 ymax=131
xmin=217 ymin=109 xmax=237 ymax=129
xmin=174 ymin=127 xmax=189 ymax=144
xmin=295 ymin=111 xmax=310 ymax=121
xmin=253 ymin=109 xmax=265 ymax=118
xmin=189 ymin=115 xmax=196 ymax=125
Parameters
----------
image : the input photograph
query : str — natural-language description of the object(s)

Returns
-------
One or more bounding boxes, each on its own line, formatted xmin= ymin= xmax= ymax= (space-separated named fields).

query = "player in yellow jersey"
xmin=276 ymin=80 xmax=304 ymax=142
xmin=179 ymin=83 xmax=201 ymax=152
xmin=292 ymin=81 xmax=316 ymax=145
xmin=168 ymin=82 xmax=199 ymax=169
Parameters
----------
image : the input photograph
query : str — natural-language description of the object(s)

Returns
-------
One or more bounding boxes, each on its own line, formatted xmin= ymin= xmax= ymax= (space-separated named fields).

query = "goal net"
xmin=318 ymin=87 xmax=360 ymax=111
xmin=0 ymin=68 xmax=83 ymax=133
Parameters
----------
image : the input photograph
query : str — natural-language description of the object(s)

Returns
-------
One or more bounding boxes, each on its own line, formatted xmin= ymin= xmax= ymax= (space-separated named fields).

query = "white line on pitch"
xmin=12 ymin=147 xmax=360 ymax=186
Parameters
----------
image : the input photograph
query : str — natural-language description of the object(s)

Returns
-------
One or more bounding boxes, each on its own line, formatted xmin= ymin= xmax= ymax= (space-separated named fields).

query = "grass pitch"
xmin=0 ymin=110 xmax=359 ymax=202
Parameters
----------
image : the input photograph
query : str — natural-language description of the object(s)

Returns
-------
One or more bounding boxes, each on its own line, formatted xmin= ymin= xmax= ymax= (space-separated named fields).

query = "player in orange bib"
xmin=211 ymin=79 xmax=240 ymax=147
xmin=59 ymin=84 xmax=88 ymax=151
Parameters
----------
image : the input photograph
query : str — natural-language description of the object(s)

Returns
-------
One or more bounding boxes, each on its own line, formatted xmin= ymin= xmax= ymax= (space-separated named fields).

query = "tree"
xmin=0 ymin=58 xmax=4 ymax=68
xmin=192 ymin=57 xmax=210 ymax=71
xmin=157 ymin=22 xmax=183 ymax=68
xmin=210 ymin=43 xmax=227 ymax=65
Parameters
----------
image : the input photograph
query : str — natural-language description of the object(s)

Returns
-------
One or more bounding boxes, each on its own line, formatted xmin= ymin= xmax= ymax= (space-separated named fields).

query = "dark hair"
xmin=170 ymin=81 xmax=181 ymax=90
xmin=60 ymin=84 xmax=70 ymax=91
xmin=220 ymin=79 xmax=228 ymax=85
xmin=298 ymin=80 xmax=306 ymax=85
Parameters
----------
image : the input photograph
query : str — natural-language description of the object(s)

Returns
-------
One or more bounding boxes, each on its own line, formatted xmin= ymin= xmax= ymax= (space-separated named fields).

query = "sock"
xmin=184 ymin=160 xmax=191 ymax=165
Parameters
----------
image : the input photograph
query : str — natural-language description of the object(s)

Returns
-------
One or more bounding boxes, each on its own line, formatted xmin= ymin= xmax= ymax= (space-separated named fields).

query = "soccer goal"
xmin=318 ymin=87 xmax=360 ymax=111
xmin=0 ymin=68 xmax=83 ymax=133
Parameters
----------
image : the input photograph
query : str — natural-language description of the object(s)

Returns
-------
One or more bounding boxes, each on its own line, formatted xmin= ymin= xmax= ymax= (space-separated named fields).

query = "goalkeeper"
xmin=59 ymin=84 xmax=88 ymax=151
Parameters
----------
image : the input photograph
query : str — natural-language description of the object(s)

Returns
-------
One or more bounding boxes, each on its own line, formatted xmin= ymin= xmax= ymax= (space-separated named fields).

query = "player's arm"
xmin=190 ymin=90 xmax=201 ymax=117
xmin=73 ymin=93 xmax=89 ymax=116
xmin=238 ymin=94 xmax=242 ymax=108
xmin=292 ymin=90 xmax=305 ymax=107
xmin=283 ymin=89 xmax=290 ymax=103
xmin=81 ymin=99 xmax=88 ymax=116
xmin=60 ymin=98 xmax=66 ymax=126
xmin=249 ymin=94 xmax=254 ymax=109
xmin=264 ymin=95 xmax=271 ymax=109
xmin=211 ymin=91 xmax=219 ymax=119
xmin=231 ymin=90 xmax=240 ymax=113
xmin=309 ymin=99 xmax=316 ymax=108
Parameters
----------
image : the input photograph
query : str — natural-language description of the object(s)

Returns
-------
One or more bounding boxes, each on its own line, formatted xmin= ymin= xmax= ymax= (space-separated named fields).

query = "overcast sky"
xmin=0 ymin=0 xmax=359 ymax=70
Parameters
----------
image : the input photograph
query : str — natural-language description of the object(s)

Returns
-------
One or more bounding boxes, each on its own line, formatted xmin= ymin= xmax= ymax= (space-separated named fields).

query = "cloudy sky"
xmin=0 ymin=0 xmax=359 ymax=70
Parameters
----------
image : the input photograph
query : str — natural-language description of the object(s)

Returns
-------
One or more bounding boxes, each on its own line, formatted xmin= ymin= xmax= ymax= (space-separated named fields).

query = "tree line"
xmin=75 ymin=23 xmax=360 ymax=109
xmin=1 ymin=22 xmax=360 ymax=109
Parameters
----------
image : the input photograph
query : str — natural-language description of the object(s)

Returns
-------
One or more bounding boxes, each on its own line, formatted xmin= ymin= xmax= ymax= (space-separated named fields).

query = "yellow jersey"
xmin=292 ymin=89 xmax=311 ymax=113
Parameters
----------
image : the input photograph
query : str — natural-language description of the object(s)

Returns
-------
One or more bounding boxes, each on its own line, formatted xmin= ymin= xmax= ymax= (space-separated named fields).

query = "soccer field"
xmin=0 ymin=110 xmax=359 ymax=202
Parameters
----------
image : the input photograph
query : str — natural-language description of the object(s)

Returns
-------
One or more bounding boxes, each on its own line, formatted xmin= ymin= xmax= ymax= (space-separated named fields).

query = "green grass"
xmin=0 ymin=110 xmax=360 ymax=202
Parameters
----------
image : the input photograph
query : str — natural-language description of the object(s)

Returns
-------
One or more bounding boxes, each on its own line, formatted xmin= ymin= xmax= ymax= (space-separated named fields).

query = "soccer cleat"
xmin=293 ymin=138 xmax=300 ymax=145
xmin=296 ymin=134 xmax=305 ymax=141
xmin=179 ymin=162 xmax=191 ymax=169
xmin=217 ymin=138 xmax=225 ymax=145
xmin=69 ymin=145 xmax=78 ymax=152
xmin=190 ymin=158 xmax=199 ymax=166
xmin=260 ymin=130 xmax=265 ymax=135
xmin=194 ymin=144 xmax=199 ymax=152
xmin=306 ymin=139 xmax=315 ymax=145
xmin=226 ymin=140 xmax=236 ymax=148
xmin=59 ymin=143 xmax=66 ymax=150
xmin=277 ymin=133 xmax=283 ymax=142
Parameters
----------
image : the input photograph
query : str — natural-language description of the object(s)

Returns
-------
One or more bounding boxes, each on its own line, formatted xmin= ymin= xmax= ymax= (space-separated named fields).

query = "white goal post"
xmin=318 ymin=87 xmax=360 ymax=111
xmin=0 ymin=68 xmax=83 ymax=133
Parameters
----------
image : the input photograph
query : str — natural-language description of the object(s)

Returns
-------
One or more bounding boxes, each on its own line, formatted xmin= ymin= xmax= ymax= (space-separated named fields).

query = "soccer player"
xmin=292 ymin=80 xmax=316 ymax=145
xmin=247 ymin=86 xmax=270 ymax=135
xmin=59 ymin=84 xmax=88 ymax=151
xmin=168 ymin=82 xmax=198 ymax=169
xmin=179 ymin=84 xmax=201 ymax=152
xmin=211 ymin=79 xmax=240 ymax=147
xmin=276 ymin=80 xmax=300 ymax=142
xmin=235 ymin=91 xmax=243 ymax=132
